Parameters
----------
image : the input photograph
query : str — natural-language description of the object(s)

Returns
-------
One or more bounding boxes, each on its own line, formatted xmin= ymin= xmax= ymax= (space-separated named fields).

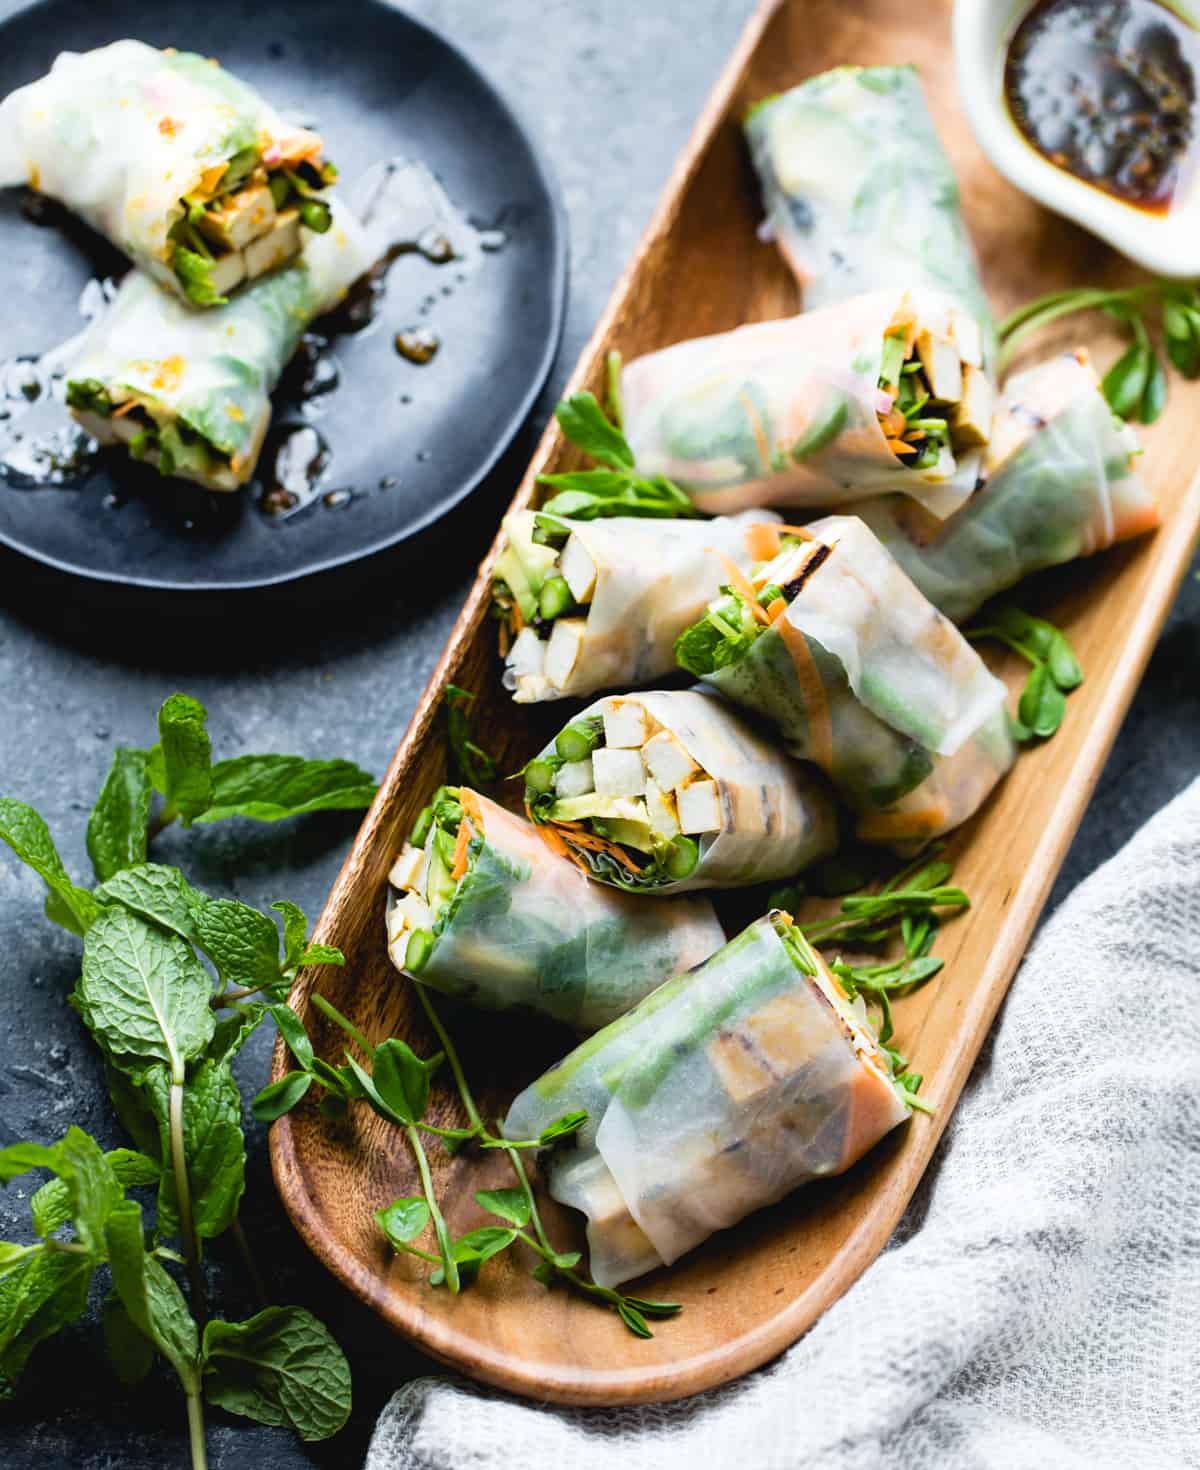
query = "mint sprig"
xmin=0 ymin=695 xmax=363 ymax=1463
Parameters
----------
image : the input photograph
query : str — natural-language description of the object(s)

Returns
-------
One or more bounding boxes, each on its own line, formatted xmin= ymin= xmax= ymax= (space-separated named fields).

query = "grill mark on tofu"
xmin=781 ymin=541 xmax=831 ymax=601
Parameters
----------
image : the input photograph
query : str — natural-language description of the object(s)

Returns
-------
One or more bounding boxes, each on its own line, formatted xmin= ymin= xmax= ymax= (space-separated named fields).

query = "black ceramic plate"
xmin=0 ymin=0 xmax=566 ymax=591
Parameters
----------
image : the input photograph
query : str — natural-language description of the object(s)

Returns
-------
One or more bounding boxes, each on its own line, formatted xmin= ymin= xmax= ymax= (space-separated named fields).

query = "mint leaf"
xmin=87 ymin=749 xmax=152 ymax=883
xmin=474 ymin=1187 xmax=531 ymax=1228
xmin=271 ymin=901 xmax=344 ymax=975
xmin=104 ymin=1063 xmax=163 ymax=1162
xmin=31 ymin=1149 xmax=159 ymax=1239
xmin=77 ymin=908 xmax=215 ymax=1081
xmin=537 ymin=1110 xmax=588 ymax=1146
xmin=370 ymin=1039 xmax=440 ymax=1126
xmin=208 ymin=1005 xmax=266 ymax=1067
xmin=251 ymin=1071 xmax=313 ymax=1123
xmin=374 ymin=1197 xmax=430 ymax=1247
xmin=95 ymin=863 xmax=202 ymax=946
xmin=0 ymin=1246 xmax=95 ymax=1393
xmin=268 ymin=1005 xmax=313 ymax=1071
xmin=0 ymin=1142 xmax=60 ymax=1185
xmin=0 ymin=1245 xmax=42 ymax=1284
xmin=146 ymin=695 xmax=213 ymax=826
xmin=144 ymin=1060 xmax=245 ymax=1239
xmin=190 ymin=896 xmax=284 ymax=992
xmin=194 ymin=755 xmax=376 ymax=825
xmin=0 ymin=798 xmax=98 ymax=936
xmin=55 ymin=1127 xmax=123 ymax=1254
xmin=105 ymin=1201 xmax=200 ymax=1389
xmin=102 ymin=1289 xmax=155 ymax=1387
xmin=202 ymin=1306 xmax=352 ymax=1441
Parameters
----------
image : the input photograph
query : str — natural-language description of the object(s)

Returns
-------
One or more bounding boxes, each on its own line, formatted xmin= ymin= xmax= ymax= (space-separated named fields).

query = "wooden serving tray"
xmin=271 ymin=0 xmax=1200 ymax=1406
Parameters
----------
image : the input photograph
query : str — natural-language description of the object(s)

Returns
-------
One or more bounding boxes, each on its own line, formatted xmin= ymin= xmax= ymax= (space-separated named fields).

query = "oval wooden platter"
xmin=271 ymin=0 xmax=1200 ymax=1406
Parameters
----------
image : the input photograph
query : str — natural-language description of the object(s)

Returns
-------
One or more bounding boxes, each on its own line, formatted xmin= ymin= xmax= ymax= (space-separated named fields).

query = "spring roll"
xmin=386 ymin=787 xmax=725 ymax=1032
xmin=495 ymin=509 xmax=782 ymax=703
xmin=504 ymin=911 xmax=912 ymax=1287
xmin=64 ymin=197 xmax=373 ymax=490
xmin=523 ymin=689 xmax=837 ymax=893
xmin=0 ymin=41 xmax=337 ymax=305
xmin=675 ymin=515 xmax=1014 ymax=847
xmin=744 ymin=65 xmax=993 ymax=350
xmin=854 ymin=351 xmax=1161 ymax=623
xmin=621 ymin=287 xmax=991 ymax=521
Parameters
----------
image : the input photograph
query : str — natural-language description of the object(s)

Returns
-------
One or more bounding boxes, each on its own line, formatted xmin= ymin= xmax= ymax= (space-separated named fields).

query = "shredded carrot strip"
xmin=459 ymin=788 xmax=482 ymax=828
xmin=736 ymin=389 xmax=773 ymax=472
xmin=450 ymin=815 xmax=474 ymax=881
xmin=111 ymin=399 xmax=140 ymax=419
xmin=510 ymin=599 xmax=526 ymax=634
xmin=718 ymin=554 xmax=770 ymax=625
xmin=744 ymin=522 xmax=783 ymax=562
xmin=765 ymin=596 xmax=788 ymax=623
xmin=884 ymin=409 xmax=907 ymax=437
xmin=886 ymin=439 xmax=918 ymax=457
xmin=857 ymin=802 xmax=950 ymax=843
xmin=771 ymin=523 xmax=816 ymax=540
xmin=775 ymin=617 xmax=834 ymax=773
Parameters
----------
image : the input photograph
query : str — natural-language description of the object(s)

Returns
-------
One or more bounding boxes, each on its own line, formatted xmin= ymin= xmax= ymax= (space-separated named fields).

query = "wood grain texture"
xmin=270 ymin=0 xmax=1200 ymax=1406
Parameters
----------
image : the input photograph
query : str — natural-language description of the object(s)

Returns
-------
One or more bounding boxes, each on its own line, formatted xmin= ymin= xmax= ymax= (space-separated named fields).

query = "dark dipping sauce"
xmin=1005 ymin=0 xmax=1200 ymax=211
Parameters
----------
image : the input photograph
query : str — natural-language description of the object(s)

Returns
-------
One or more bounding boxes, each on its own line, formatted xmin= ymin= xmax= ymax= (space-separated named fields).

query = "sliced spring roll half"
xmin=675 ymin=515 xmax=1014 ymax=846
xmin=621 ymin=287 xmax=993 ymax=521
xmin=523 ymin=689 xmax=837 ymax=893
xmin=0 ymin=41 xmax=337 ymax=306
xmin=743 ymin=65 xmax=994 ymax=348
xmin=855 ymin=351 xmax=1160 ymax=623
xmin=504 ymin=911 xmax=913 ymax=1287
xmin=495 ymin=508 xmax=781 ymax=703
xmin=386 ymin=787 xmax=725 ymax=1032
xmin=65 ymin=198 xmax=374 ymax=490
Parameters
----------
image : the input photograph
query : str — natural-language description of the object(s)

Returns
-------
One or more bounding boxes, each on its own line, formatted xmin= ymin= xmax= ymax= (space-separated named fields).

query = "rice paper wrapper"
xmin=743 ymin=65 xmax=994 ymax=354
xmin=505 ymin=915 xmax=910 ymax=1286
xmin=537 ymin=689 xmax=838 ymax=893
xmin=621 ymin=288 xmax=984 ymax=520
xmin=0 ymin=41 xmax=322 ymax=300
xmin=693 ymin=517 xmax=1007 ymax=822
xmin=798 ymin=517 xmax=1006 ymax=755
xmin=503 ymin=509 xmax=779 ymax=702
xmin=855 ymin=352 xmax=1159 ymax=624
xmin=856 ymin=705 xmax=1017 ymax=853
xmin=65 ymin=196 xmax=374 ymax=484
xmin=388 ymin=794 xmax=725 ymax=1033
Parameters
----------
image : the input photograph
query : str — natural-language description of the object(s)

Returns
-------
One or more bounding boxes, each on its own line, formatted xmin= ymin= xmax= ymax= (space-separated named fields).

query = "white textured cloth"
xmin=367 ymin=778 xmax=1200 ymax=1470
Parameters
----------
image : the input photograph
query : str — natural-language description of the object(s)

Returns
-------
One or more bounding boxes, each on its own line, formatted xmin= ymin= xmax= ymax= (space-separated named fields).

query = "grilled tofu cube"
xmin=388 ymin=845 xmax=424 ymax=892
xmin=559 ymin=533 xmax=598 ymax=604
xmin=676 ymin=778 xmax=722 ymax=834
xmin=949 ymin=310 xmax=984 ymax=369
xmin=243 ymin=208 xmax=302 ymax=280
xmin=642 ymin=730 xmax=699 ymax=791
xmin=544 ymin=617 xmax=587 ymax=689
xmin=644 ymin=778 xmax=680 ymax=838
xmin=555 ymin=756 xmax=596 ymax=799
xmin=602 ymin=698 xmax=652 ymax=749
xmin=592 ymin=747 xmax=646 ymax=799
xmin=916 ymin=330 xmax=963 ymax=404
xmin=512 ymin=674 xmax=553 ymax=703
xmin=388 ymin=890 xmax=433 ymax=940
xmin=708 ymin=991 xmax=828 ymax=1104
xmin=950 ymin=363 xmax=996 ymax=448
xmin=197 ymin=184 xmax=277 ymax=252
xmin=506 ymin=627 xmax=547 ymax=679
xmin=206 ymin=248 xmax=248 ymax=297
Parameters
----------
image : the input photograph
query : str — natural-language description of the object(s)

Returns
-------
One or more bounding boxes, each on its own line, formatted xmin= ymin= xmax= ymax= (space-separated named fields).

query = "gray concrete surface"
xmin=0 ymin=2 xmax=1196 ymax=1466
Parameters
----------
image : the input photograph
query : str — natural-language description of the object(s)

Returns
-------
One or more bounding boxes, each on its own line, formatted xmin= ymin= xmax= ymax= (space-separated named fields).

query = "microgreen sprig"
xmin=998 ymin=278 xmax=1200 ymax=423
xmin=536 ymin=354 xmax=701 ymax=521
xmin=966 ymin=605 xmax=1083 ymax=741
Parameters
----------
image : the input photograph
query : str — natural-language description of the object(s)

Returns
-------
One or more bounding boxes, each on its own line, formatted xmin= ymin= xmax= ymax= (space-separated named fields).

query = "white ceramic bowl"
xmin=954 ymin=0 xmax=1200 ymax=277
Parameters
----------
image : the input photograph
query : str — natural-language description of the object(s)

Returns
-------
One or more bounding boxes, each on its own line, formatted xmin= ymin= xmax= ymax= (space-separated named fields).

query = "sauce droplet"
xmin=258 ymin=424 xmax=329 ymax=518
xmin=395 ymin=327 xmax=441 ymax=365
